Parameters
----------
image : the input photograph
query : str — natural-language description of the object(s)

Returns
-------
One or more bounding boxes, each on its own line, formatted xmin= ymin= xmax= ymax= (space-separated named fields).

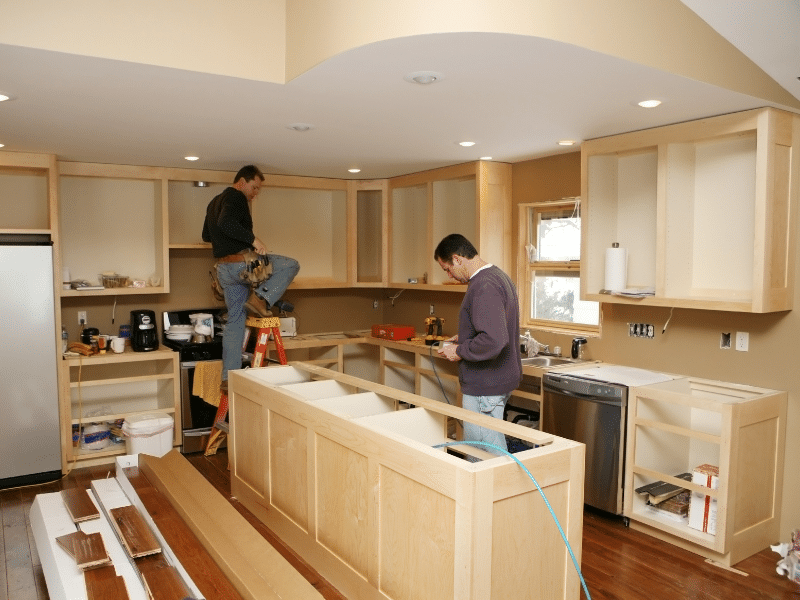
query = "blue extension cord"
xmin=433 ymin=440 xmax=592 ymax=600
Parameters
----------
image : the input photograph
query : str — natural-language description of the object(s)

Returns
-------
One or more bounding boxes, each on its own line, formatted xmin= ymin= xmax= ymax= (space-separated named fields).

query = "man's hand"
xmin=252 ymin=237 xmax=267 ymax=255
xmin=437 ymin=343 xmax=461 ymax=362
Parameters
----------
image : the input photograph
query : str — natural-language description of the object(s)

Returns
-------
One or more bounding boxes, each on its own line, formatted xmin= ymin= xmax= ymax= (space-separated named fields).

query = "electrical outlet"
xmin=735 ymin=331 xmax=749 ymax=352
xmin=373 ymin=299 xmax=379 ymax=309
xmin=78 ymin=310 xmax=87 ymax=325
xmin=430 ymin=304 xmax=435 ymax=315
xmin=627 ymin=322 xmax=654 ymax=338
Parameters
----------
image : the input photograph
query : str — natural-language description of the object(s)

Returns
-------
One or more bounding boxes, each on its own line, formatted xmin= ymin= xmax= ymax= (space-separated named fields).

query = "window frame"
xmin=517 ymin=198 xmax=601 ymax=336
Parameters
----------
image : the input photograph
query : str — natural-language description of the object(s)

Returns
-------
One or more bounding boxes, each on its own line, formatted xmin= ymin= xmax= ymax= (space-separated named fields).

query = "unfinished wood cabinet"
xmin=389 ymin=160 xmax=512 ymax=290
xmin=624 ymin=377 xmax=786 ymax=566
xmin=59 ymin=347 xmax=180 ymax=470
xmin=581 ymin=107 xmax=800 ymax=312
xmin=229 ymin=363 xmax=585 ymax=600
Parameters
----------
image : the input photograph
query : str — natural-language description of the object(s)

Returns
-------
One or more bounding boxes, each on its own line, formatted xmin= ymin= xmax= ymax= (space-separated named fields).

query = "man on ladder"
xmin=201 ymin=164 xmax=300 ymax=395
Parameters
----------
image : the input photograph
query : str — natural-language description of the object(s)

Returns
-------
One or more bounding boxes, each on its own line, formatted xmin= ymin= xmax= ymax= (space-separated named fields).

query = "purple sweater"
xmin=456 ymin=265 xmax=522 ymax=396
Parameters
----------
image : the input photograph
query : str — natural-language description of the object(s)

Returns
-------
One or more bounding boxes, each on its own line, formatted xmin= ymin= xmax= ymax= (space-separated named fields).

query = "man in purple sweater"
xmin=434 ymin=233 xmax=522 ymax=458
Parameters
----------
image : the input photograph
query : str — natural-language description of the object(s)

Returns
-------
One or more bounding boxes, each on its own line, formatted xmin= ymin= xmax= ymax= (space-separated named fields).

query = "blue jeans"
xmin=216 ymin=254 xmax=300 ymax=381
xmin=461 ymin=393 xmax=510 ymax=461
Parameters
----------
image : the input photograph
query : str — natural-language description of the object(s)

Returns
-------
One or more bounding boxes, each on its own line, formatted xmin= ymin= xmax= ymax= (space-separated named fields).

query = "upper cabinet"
xmin=0 ymin=152 xmax=58 ymax=236
xmin=388 ymin=161 xmax=512 ymax=290
xmin=581 ymin=107 xmax=800 ymax=312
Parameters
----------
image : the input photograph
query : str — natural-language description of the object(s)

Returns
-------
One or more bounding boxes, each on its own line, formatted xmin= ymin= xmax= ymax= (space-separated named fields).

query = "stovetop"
xmin=162 ymin=308 xmax=226 ymax=361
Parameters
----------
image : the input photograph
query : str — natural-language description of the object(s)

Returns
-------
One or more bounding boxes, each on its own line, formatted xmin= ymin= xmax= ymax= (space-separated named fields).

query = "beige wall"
xmin=511 ymin=151 xmax=800 ymax=537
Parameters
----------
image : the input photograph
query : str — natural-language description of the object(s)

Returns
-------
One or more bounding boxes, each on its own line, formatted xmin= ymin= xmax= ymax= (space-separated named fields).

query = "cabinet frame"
xmin=624 ymin=377 xmax=786 ymax=566
xmin=581 ymin=107 xmax=800 ymax=312
xmin=59 ymin=348 xmax=180 ymax=470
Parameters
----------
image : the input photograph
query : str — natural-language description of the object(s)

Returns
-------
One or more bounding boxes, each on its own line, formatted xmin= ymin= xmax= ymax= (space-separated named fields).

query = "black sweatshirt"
xmin=202 ymin=187 xmax=256 ymax=258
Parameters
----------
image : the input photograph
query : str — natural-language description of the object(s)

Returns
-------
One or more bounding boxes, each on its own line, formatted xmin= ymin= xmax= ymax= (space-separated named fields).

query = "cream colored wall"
xmin=0 ymin=0 xmax=286 ymax=82
xmin=512 ymin=151 xmax=800 ymax=537
xmin=4 ymin=1 xmax=797 ymax=109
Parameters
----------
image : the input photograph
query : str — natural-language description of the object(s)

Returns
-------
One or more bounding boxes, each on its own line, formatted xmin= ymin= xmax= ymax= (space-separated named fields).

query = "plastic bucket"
xmin=122 ymin=413 xmax=174 ymax=457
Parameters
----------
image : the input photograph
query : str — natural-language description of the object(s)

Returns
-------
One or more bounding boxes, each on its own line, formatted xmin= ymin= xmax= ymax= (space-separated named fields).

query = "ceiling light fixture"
xmin=184 ymin=156 xmax=199 ymax=161
xmin=638 ymin=99 xmax=662 ymax=108
xmin=404 ymin=71 xmax=443 ymax=85
xmin=0 ymin=94 xmax=9 ymax=102
xmin=193 ymin=181 xmax=209 ymax=187
xmin=0 ymin=143 xmax=4 ymax=148
xmin=348 ymin=168 xmax=361 ymax=174
xmin=459 ymin=141 xmax=476 ymax=147
xmin=558 ymin=140 xmax=576 ymax=146
xmin=480 ymin=156 xmax=493 ymax=161
xmin=287 ymin=123 xmax=312 ymax=132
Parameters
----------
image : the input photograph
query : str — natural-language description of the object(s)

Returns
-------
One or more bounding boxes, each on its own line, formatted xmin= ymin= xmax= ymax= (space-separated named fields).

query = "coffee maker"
xmin=131 ymin=309 xmax=159 ymax=351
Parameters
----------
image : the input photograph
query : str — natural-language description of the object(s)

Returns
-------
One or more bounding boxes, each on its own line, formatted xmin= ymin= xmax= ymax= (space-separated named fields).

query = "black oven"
xmin=163 ymin=308 xmax=227 ymax=453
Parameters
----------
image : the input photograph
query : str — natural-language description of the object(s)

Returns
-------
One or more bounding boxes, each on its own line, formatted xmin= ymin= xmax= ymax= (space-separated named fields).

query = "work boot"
xmin=245 ymin=290 xmax=270 ymax=317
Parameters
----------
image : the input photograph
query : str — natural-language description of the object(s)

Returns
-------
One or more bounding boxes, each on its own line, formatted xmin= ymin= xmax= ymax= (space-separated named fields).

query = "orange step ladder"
xmin=205 ymin=316 xmax=287 ymax=456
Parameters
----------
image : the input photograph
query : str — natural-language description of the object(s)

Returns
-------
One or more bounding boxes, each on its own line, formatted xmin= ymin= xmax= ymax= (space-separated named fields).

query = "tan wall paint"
xmin=0 ymin=0 xmax=286 ymax=82
xmin=512 ymin=151 xmax=800 ymax=538
xmin=3 ymin=1 xmax=797 ymax=109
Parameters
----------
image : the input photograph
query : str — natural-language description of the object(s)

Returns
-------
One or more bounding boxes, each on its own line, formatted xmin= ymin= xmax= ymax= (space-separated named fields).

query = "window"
xmin=518 ymin=199 xmax=599 ymax=334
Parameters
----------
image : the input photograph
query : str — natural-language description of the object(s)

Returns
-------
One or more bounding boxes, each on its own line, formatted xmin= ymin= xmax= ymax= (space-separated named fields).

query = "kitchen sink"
xmin=521 ymin=356 xmax=580 ymax=367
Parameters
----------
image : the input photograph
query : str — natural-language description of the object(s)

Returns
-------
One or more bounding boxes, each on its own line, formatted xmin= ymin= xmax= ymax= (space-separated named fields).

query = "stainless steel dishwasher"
xmin=542 ymin=370 xmax=628 ymax=515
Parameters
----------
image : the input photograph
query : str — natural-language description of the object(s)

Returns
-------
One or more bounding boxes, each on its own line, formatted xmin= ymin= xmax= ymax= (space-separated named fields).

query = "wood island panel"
xmin=229 ymin=363 xmax=584 ymax=600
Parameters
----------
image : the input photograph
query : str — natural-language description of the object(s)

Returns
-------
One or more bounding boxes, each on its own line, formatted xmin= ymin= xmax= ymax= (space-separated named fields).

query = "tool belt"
xmin=237 ymin=249 xmax=272 ymax=286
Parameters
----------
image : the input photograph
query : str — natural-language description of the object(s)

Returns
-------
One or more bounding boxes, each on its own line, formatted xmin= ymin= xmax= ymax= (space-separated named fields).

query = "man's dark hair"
xmin=434 ymin=233 xmax=478 ymax=263
xmin=234 ymin=165 xmax=265 ymax=183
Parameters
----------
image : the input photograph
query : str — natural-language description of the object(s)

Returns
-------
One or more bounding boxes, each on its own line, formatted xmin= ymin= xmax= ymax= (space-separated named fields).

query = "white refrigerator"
xmin=0 ymin=235 xmax=62 ymax=488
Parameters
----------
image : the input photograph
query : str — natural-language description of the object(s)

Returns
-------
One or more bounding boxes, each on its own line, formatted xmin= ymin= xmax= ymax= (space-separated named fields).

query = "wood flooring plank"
xmin=108 ymin=505 xmax=161 ymax=559
xmin=84 ymin=564 xmax=130 ymax=600
xmin=123 ymin=467 xmax=243 ymax=600
xmin=54 ymin=531 xmax=110 ymax=570
xmin=59 ymin=488 xmax=99 ymax=523
xmin=138 ymin=558 xmax=192 ymax=600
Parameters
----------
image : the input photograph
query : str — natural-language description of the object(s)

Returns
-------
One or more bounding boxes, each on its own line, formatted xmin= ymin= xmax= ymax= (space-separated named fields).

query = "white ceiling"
xmin=0 ymin=1 xmax=798 ymax=180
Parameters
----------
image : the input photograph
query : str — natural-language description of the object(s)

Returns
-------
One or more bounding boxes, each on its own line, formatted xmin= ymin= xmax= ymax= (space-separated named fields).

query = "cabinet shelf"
xmin=69 ymin=372 xmax=175 ymax=389
xmin=71 ymin=406 xmax=176 ymax=425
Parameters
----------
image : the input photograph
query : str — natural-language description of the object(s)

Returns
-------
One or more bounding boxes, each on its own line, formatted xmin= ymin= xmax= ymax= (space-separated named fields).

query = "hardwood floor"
xmin=2 ymin=451 xmax=798 ymax=600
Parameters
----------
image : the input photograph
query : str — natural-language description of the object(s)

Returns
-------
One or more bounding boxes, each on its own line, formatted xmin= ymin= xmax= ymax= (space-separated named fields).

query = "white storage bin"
xmin=122 ymin=413 xmax=174 ymax=457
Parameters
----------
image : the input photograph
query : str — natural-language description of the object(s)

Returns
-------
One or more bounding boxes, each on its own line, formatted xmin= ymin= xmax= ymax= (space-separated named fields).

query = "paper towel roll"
xmin=605 ymin=245 xmax=628 ymax=292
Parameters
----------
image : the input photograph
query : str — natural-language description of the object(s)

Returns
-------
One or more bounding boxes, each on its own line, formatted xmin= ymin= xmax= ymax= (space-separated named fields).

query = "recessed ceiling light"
xmin=0 ymin=143 xmax=4 ymax=148
xmin=193 ymin=181 xmax=209 ymax=187
xmin=348 ymin=168 xmax=361 ymax=174
xmin=558 ymin=140 xmax=576 ymax=146
xmin=404 ymin=71 xmax=443 ymax=85
xmin=480 ymin=156 xmax=493 ymax=161
xmin=287 ymin=123 xmax=312 ymax=132
xmin=0 ymin=94 xmax=9 ymax=102
xmin=184 ymin=156 xmax=199 ymax=161
xmin=638 ymin=99 xmax=662 ymax=108
xmin=459 ymin=141 xmax=476 ymax=147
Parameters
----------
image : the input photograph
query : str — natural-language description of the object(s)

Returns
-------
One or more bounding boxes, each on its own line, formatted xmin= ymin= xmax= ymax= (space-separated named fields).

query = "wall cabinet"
xmin=59 ymin=347 xmax=180 ymax=470
xmin=581 ymin=107 xmax=800 ymax=312
xmin=389 ymin=160 xmax=512 ymax=290
xmin=624 ymin=377 xmax=786 ymax=566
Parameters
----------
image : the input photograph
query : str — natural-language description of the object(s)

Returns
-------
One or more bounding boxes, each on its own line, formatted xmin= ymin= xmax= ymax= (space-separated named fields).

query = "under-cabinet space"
xmin=0 ymin=169 xmax=50 ymax=232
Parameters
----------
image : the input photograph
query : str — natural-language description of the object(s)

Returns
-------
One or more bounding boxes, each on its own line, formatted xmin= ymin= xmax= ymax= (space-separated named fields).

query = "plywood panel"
xmin=491 ymin=482 xmax=570 ymax=599
xmin=734 ymin=417 xmax=778 ymax=531
xmin=380 ymin=466 xmax=455 ymax=600
xmin=233 ymin=394 xmax=267 ymax=499
xmin=270 ymin=411 xmax=309 ymax=530
xmin=315 ymin=435 xmax=370 ymax=577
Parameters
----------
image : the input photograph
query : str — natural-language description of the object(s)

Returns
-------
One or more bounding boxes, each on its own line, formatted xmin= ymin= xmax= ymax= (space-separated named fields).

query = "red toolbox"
xmin=371 ymin=324 xmax=415 ymax=341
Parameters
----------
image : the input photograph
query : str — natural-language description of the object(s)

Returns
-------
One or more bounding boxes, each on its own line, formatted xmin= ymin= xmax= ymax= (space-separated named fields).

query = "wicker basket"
xmin=100 ymin=274 xmax=130 ymax=288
